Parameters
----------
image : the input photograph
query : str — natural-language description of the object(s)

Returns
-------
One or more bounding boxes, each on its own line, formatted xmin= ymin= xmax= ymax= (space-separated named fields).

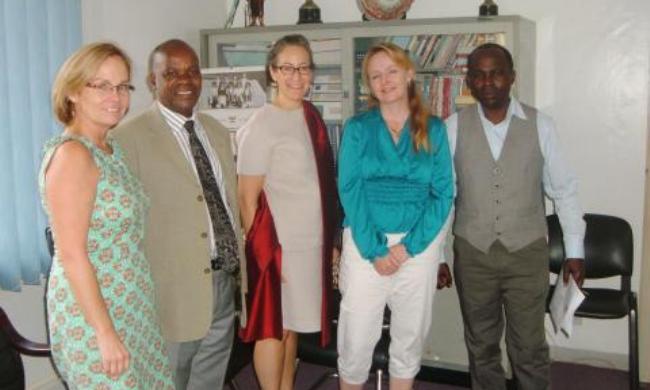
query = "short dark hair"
xmin=265 ymin=34 xmax=314 ymax=86
xmin=467 ymin=43 xmax=514 ymax=71
xmin=148 ymin=39 xmax=197 ymax=75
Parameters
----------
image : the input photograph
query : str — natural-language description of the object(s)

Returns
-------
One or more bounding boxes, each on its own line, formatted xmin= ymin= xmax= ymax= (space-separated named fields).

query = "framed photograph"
xmin=199 ymin=66 xmax=268 ymax=132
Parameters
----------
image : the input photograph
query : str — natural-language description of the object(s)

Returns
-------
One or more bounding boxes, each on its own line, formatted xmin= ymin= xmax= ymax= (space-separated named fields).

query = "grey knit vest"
xmin=453 ymin=103 xmax=546 ymax=253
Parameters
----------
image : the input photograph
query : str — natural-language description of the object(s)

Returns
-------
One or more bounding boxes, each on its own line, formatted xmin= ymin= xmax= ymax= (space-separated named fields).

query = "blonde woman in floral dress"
xmin=39 ymin=42 xmax=173 ymax=389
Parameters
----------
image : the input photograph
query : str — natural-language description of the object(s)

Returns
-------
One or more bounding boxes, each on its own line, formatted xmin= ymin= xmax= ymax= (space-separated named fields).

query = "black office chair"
xmin=546 ymin=213 xmax=638 ymax=390
xmin=0 ymin=306 xmax=51 ymax=390
xmin=297 ymin=290 xmax=391 ymax=390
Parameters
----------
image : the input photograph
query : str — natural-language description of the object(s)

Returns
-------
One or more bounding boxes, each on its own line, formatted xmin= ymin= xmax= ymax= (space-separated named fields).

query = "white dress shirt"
xmin=158 ymin=102 xmax=235 ymax=259
xmin=445 ymin=98 xmax=585 ymax=259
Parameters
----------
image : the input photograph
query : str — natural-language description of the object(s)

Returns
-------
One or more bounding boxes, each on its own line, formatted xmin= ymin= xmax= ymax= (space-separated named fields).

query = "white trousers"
xmin=337 ymin=229 xmax=443 ymax=384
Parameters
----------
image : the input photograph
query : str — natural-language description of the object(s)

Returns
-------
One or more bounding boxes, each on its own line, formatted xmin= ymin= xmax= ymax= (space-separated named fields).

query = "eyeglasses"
xmin=85 ymin=81 xmax=135 ymax=96
xmin=273 ymin=64 xmax=313 ymax=76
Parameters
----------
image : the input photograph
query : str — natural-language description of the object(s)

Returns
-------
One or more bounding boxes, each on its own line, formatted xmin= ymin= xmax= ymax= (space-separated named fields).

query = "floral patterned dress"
xmin=39 ymin=135 xmax=174 ymax=389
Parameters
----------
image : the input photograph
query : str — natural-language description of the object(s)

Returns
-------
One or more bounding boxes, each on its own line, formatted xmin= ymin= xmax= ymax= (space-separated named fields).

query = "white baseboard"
xmin=550 ymin=346 xmax=628 ymax=371
xmin=424 ymin=347 xmax=628 ymax=373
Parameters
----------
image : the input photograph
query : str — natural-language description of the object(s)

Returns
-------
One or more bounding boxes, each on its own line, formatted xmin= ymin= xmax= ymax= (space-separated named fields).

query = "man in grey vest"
xmin=446 ymin=43 xmax=586 ymax=390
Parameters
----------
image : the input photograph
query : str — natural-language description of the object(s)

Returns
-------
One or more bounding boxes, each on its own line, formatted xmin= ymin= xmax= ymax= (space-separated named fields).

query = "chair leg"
xmin=629 ymin=294 xmax=639 ymax=390
xmin=376 ymin=368 xmax=383 ymax=390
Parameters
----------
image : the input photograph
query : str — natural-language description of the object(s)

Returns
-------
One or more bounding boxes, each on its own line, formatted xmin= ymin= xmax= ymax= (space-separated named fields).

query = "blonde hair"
xmin=52 ymin=42 xmax=132 ymax=125
xmin=362 ymin=42 xmax=430 ymax=152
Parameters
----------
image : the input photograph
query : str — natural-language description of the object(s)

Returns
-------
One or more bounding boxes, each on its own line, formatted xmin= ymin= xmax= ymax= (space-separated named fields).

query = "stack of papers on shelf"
xmin=549 ymin=268 xmax=586 ymax=338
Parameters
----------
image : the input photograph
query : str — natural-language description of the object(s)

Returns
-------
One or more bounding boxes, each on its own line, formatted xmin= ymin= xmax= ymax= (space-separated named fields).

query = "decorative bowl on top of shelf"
xmin=358 ymin=0 xmax=414 ymax=21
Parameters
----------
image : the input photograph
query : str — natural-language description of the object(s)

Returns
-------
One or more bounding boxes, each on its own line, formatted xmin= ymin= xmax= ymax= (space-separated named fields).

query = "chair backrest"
xmin=0 ymin=315 xmax=24 ymax=390
xmin=547 ymin=213 xmax=633 ymax=288
xmin=0 ymin=307 xmax=50 ymax=357
xmin=45 ymin=227 xmax=54 ymax=257
xmin=0 ymin=305 xmax=52 ymax=390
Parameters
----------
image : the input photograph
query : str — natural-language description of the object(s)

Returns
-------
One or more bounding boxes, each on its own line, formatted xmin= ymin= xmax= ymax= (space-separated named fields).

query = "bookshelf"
xmin=354 ymin=32 xmax=506 ymax=118
xmin=201 ymin=16 xmax=535 ymax=160
xmin=200 ymin=16 xmax=536 ymax=371
xmin=200 ymin=16 xmax=535 ymax=120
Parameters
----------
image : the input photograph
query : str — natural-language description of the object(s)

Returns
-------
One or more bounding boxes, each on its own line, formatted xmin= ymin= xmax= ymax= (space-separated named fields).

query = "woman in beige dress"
xmin=237 ymin=34 xmax=338 ymax=390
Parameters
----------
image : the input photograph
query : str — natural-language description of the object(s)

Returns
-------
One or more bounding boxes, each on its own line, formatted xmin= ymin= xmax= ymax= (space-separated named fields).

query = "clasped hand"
xmin=373 ymin=244 xmax=454 ymax=290
xmin=373 ymin=244 xmax=408 ymax=276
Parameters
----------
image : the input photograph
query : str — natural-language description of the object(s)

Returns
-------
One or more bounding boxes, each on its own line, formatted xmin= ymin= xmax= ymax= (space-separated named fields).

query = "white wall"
xmin=82 ymin=0 xmax=226 ymax=116
xmin=249 ymin=0 xmax=650 ymax=375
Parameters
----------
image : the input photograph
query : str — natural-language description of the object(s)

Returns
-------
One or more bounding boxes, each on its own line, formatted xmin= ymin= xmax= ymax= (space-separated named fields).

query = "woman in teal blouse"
xmin=336 ymin=42 xmax=454 ymax=390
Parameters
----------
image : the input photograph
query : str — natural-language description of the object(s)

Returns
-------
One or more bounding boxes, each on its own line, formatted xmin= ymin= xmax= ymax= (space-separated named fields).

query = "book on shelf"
xmin=426 ymin=74 xmax=473 ymax=119
xmin=381 ymin=32 xmax=507 ymax=72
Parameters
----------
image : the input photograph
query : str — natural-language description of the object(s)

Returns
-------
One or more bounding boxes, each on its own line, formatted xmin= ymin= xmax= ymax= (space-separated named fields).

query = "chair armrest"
xmin=0 ymin=308 xmax=50 ymax=357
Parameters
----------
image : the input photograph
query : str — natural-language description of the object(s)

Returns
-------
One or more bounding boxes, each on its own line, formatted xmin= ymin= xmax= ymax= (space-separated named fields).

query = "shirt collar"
xmin=157 ymin=101 xmax=197 ymax=123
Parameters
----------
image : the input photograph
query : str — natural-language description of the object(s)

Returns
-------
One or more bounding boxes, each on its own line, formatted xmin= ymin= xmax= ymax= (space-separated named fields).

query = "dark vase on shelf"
xmin=479 ymin=0 xmax=498 ymax=17
xmin=246 ymin=0 xmax=265 ymax=26
xmin=298 ymin=0 xmax=322 ymax=24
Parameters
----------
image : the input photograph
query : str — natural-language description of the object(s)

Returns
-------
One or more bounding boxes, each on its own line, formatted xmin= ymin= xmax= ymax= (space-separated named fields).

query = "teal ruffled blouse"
xmin=337 ymin=107 xmax=454 ymax=261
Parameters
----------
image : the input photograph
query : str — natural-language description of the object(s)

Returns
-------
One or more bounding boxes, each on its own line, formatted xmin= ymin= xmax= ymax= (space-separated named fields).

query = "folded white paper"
xmin=549 ymin=268 xmax=586 ymax=337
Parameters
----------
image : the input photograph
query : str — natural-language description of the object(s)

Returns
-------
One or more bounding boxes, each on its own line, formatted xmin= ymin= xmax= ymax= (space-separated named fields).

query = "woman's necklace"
xmin=386 ymin=120 xmax=404 ymax=143
xmin=381 ymin=107 xmax=409 ymax=143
